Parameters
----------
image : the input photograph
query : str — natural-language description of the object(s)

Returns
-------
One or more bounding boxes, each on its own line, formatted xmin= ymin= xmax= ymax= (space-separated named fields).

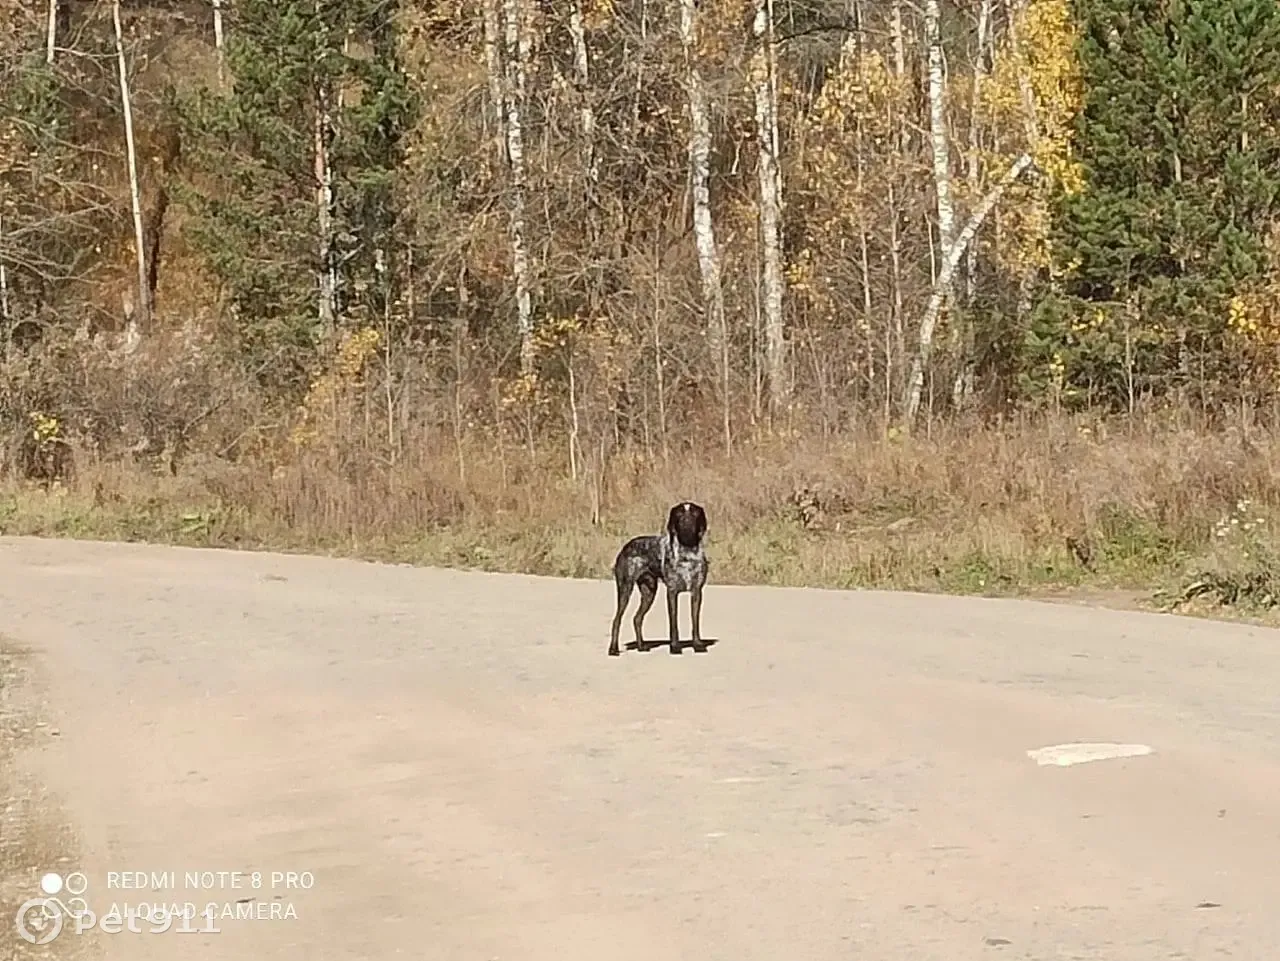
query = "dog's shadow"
xmin=624 ymin=638 xmax=720 ymax=655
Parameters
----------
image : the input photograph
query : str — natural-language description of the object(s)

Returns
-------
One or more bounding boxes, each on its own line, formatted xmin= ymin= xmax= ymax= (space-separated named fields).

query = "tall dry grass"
xmin=4 ymin=346 xmax=1279 ymax=607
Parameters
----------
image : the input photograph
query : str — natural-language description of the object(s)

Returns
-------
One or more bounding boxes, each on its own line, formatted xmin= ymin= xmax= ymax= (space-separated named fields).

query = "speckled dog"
xmin=608 ymin=502 xmax=709 ymax=656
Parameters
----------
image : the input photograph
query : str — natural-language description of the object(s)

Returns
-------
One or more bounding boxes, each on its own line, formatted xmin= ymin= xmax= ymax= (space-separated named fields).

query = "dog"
xmin=608 ymin=501 xmax=709 ymax=656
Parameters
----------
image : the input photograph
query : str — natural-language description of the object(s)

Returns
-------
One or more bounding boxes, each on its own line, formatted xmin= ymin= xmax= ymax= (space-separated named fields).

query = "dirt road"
xmin=1 ymin=534 xmax=1279 ymax=960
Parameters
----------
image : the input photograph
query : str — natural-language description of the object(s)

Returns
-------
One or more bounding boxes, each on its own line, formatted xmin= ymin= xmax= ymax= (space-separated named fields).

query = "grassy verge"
xmin=5 ymin=413 xmax=1280 ymax=624
xmin=0 ymin=643 xmax=92 ymax=961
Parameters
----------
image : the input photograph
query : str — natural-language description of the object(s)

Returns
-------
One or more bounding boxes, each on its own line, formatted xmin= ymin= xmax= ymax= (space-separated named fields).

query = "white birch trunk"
xmin=501 ymin=0 xmax=534 ymax=373
xmin=568 ymin=0 xmax=603 ymax=308
xmin=905 ymin=152 xmax=1033 ymax=423
xmin=567 ymin=0 xmax=598 ymax=194
xmin=314 ymin=87 xmax=337 ymax=335
xmin=113 ymin=0 xmax=151 ymax=336
xmin=481 ymin=0 xmax=505 ymax=155
xmin=925 ymin=0 xmax=957 ymax=414
xmin=0 ymin=214 xmax=10 ymax=343
xmin=846 ymin=0 xmax=880 ymax=415
xmin=891 ymin=0 xmax=906 ymax=78
xmin=963 ymin=0 xmax=992 ymax=304
xmin=47 ymin=0 xmax=58 ymax=64
xmin=751 ymin=0 xmax=786 ymax=415
xmin=212 ymin=0 xmax=226 ymax=88
xmin=311 ymin=0 xmax=337 ymax=336
xmin=926 ymin=0 xmax=955 ymax=261
xmin=630 ymin=0 xmax=649 ymax=150
xmin=887 ymin=0 xmax=907 ymax=405
xmin=952 ymin=0 xmax=993 ymax=408
xmin=679 ymin=0 xmax=730 ymax=450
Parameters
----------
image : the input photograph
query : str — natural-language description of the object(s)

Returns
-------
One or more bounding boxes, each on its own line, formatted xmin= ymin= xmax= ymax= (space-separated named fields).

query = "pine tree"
xmin=1032 ymin=0 xmax=1280 ymax=407
xmin=177 ymin=0 xmax=416 ymax=391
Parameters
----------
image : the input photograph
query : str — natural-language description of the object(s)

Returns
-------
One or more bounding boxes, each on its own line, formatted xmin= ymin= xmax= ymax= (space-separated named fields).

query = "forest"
xmin=3 ymin=0 xmax=1280 ymax=608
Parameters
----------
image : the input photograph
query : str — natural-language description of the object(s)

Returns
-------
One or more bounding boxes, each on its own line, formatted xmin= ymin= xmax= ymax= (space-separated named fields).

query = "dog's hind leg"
xmin=609 ymin=576 xmax=633 ymax=657
xmin=632 ymin=575 xmax=657 ymax=651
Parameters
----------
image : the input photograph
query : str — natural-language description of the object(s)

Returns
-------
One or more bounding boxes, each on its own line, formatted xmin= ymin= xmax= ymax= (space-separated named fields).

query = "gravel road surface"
xmin=1 ymin=535 xmax=1278 ymax=960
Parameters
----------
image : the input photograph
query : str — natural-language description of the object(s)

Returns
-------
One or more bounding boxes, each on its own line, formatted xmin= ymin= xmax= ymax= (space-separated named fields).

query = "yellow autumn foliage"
xmin=499 ymin=313 xmax=632 ymax=412
xmin=582 ymin=0 xmax=614 ymax=31
xmin=291 ymin=327 xmax=382 ymax=448
xmin=1225 ymin=289 xmax=1280 ymax=389
xmin=789 ymin=43 xmax=910 ymax=325
xmin=983 ymin=0 xmax=1085 ymax=275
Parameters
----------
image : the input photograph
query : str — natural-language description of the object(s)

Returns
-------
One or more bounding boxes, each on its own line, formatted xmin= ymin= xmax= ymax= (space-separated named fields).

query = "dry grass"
xmin=4 ymin=409 xmax=1279 ymax=613
xmin=0 ymin=643 xmax=91 ymax=961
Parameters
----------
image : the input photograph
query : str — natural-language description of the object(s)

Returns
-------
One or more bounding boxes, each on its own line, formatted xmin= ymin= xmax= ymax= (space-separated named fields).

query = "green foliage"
xmin=175 ymin=0 xmax=418 ymax=393
xmin=1169 ymin=498 xmax=1280 ymax=610
xmin=0 ymin=51 xmax=102 ymax=311
xmin=1032 ymin=0 xmax=1280 ymax=409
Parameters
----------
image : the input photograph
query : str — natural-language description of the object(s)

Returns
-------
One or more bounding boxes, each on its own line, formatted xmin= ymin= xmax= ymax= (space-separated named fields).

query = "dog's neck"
xmin=664 ymin=529 xmax=703 ymax=557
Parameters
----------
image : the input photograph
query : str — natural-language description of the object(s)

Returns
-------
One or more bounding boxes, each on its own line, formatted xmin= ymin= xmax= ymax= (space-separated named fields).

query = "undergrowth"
xmin=3 ymin=411 xmax=1279 ymax=619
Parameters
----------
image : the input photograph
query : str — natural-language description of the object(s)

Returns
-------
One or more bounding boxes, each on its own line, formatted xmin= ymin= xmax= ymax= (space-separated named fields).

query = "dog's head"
xmin=666 ymin=501 xmax=708 ymax=549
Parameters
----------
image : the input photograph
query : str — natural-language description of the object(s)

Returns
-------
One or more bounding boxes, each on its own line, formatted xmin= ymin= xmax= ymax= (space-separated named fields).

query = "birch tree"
xmin=46 ymin=0 xmax=57 ymax=63
xmin=911 ymin=0 xmax=955 ymax=413
xmin=500 ymin=0 xmax=534 ymax=374
xmin=887 ymin=0 xmax=908 ymax=391
xmin=679 ymin=0 xmax=730 ymax=450
xmin=480 ymin=0 xmax=504 ymax=156
xmin=567 ymin=0 xmax=597 ymax=209
xmin=0 ymin=214 xmax=10 ymax=342
xmin=925 ymin=0 xmax=955 ymax=261
xmin=905 ymin=152 xmax=1035 ymax=422
xmin=113 ymin=0 xmax=150 ymax=335
xmin=751 ymin=0 xmax=786 ymax=415
xmin=567 ymin=0 xmax=601 ymax=299
xmin=953 ymin=0 xmax=995 ymax=408
xmin=313 ymin=3 xmax=337 ymax=336
xmin=212 ymin=0 xmax=227 ymax=88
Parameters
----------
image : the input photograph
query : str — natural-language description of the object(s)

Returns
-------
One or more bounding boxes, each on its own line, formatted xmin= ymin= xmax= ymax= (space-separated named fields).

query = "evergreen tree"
xmin=177 ymin=0 xmax=417 ymax=391
xmin=1030 ymin=0 xmax=1280 ymax=407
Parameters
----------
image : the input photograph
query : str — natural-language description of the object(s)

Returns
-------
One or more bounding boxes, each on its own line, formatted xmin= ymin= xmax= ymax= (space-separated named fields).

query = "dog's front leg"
xmin=666 ymin=585 xmax=681 ymax=654
xmin=690 ymin=585 xmax=703 ymax=649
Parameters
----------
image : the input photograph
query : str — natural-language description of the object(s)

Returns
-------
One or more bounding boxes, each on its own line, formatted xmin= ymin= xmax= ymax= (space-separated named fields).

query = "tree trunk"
xmin=501 ymin=0 xmax=534 ymax=374
xmin=678 ymin=0 xmax=730 ymax=452
xmin=481 ymin=0 xmax=505 ymax=157
xmin=313 ymin=84 xmax=337 ymax=336
xmin=751 ymin=0 xmax=786 ymax=417
xmin=46 ymin=0 xmax=59 ymax=63
xmin=925 ymin=0 xmax=956 ymax=417
xmin=567 ymin=0 xmax=597 ymax=193
xmin=891 ymin=0 xmax=906 ymax=77
xmin=113 ymin=0 xmax=151 ymax=336
xmin=0 ymin=214 xmax=10 ymax=350
xmin=905 ymin=152 xmax=1034 ymax=423
xmin=568 ymin=0 xmax=602 ymax=300
xmin=887 ymin=0 xmax=908 ymax=412
xmin=212 ymin=0 xmax=227 ymax=88
xmin=926 ymin=0 xmax=956 ymax=267
xmin=952 ymin=0 xmax=994 ymax=409
xmin=310 ymin=0 xmax=338 ymax=336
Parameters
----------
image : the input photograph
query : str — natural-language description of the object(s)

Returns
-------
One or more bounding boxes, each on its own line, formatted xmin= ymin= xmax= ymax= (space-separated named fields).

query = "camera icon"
xmin=14 ymin=872 xmax=90 ymax=944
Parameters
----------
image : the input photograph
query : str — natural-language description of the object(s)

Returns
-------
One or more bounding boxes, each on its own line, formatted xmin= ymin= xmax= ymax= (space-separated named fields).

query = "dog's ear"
xmin=667 ymin=504 xmax=681 ymax=536
xmin=696 ymin=505 xmax=707 ymax=538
